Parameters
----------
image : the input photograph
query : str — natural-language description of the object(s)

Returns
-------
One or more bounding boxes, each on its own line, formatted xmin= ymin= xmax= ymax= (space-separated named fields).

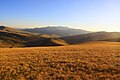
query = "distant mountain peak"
xmin=23 ymin=26 xmax=90 ymax=37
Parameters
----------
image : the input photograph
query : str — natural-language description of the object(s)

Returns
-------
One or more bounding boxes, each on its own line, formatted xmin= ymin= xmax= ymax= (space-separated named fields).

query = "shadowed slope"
xmin=0 ymin=26 xmax=68 ymax=47
xmin=62 ymin=32 xmax=120 ymax=44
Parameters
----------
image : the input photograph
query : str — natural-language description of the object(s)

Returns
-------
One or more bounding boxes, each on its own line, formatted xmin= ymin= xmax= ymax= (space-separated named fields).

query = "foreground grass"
xmin=0 ymin=41 xmax=120 ymax=80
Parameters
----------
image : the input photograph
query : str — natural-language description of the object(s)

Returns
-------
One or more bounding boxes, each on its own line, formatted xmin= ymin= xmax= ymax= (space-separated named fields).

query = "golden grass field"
xmin=0 ymin=41 xmax=120 ymax=80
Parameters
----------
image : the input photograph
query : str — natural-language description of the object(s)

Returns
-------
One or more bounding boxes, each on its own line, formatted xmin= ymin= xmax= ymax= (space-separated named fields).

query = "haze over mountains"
xmin=0 ymin=26 xmax=120 ymax=47
xmin=23 ymin=26 xmax=90 ymax=37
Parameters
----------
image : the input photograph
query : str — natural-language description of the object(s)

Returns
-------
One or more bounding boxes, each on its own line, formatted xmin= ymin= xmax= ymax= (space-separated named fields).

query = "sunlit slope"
xmin=0 ymin=26 xmax=33 ymax=36
xmin=0 ymin=41 xmax=120 ymax=80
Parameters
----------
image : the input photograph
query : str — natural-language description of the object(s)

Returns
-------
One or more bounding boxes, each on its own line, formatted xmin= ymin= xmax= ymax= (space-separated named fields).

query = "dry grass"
xmin=0 ymin=41 xmax=120 ymax=80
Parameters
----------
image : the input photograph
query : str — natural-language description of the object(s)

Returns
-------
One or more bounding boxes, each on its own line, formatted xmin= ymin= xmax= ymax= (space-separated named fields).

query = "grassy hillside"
xmin=62 ymin=32 xmax=120 ymax=44
xmin=0 ymin=26 xmax=68 ymax=47
xmin=0 ymin=41 xmax=120 ymax=80
xmin=0 ymin=26 xmax=32 ymax=36
xmin=0 ymin=32 xmax=68 ymax=47
xmin=0 ymin=32 xmax=29 ymax=47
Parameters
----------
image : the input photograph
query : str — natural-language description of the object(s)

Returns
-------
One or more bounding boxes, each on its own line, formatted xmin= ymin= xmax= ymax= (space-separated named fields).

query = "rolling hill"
xmin=0 ymin=31 xmax=29 ymax=47
xmin=0 ymin=26 xmax=120 ymax=47
xmin=61 ymin=32 xmax=120 ymax=44
xmin=23 ymin=26 xmax=90 ymax=37
xmin=0 ymin=26 xmax=68 ymax=47
xmin=0 ymin=26 xmax=33 ymax=36
xmin=0 ymin=26 xmax=31 ymax=47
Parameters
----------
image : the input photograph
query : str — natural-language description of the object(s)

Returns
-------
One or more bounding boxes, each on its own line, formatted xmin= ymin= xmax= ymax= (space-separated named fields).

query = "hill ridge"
xmin=23 ymin=26 xmax=90 ymax=37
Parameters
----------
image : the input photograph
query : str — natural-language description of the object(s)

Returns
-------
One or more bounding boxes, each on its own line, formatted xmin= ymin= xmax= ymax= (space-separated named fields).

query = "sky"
xmin=0 ymin=0 xmax=120 ymax=32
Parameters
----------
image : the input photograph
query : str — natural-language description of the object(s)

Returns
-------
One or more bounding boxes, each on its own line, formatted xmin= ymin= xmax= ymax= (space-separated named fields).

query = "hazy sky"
xmin=0 ymin=0 xmax=120 ymax=32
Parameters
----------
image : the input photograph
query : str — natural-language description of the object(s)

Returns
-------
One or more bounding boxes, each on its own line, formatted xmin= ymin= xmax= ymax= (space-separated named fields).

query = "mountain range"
xmin=0 ymin=26 xmax=120 ymax=47
xmin=23 ymin=26 xmax=90 ymax=37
